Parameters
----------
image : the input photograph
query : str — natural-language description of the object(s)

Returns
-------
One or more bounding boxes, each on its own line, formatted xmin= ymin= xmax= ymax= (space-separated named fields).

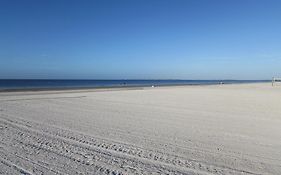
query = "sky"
xmin=0 ymin=0 xmax=281 ymax=80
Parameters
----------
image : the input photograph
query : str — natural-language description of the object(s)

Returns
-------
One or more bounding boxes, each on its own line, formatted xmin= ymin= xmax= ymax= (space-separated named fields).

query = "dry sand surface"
xmin=0 ymin=83 xmax=281 ymax=175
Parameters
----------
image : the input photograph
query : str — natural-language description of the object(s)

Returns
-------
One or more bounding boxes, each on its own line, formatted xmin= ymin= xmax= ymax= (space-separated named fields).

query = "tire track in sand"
xmin=0 ymin=115 xmax=261 ymax=175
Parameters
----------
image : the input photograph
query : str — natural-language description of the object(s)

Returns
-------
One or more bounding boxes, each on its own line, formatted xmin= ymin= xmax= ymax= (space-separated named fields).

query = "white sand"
xmin=0 ymin=83 xmax=281 ymax=174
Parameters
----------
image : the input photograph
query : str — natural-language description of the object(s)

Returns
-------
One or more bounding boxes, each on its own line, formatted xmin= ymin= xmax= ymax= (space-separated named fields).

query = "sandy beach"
xmin=0 ymin=83 xmax=281 ymax=175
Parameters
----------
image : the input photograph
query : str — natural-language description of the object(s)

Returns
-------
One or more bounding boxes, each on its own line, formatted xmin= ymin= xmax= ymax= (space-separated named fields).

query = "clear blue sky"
xmin=1 ymin=0 xmax=281 ymax=79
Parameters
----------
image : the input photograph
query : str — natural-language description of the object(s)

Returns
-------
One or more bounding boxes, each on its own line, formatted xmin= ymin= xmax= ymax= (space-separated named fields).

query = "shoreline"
xmin=0 ymin=81 xmax=271 ymax=93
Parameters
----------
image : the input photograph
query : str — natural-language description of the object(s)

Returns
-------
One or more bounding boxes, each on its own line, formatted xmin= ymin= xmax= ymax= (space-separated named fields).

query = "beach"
xmin=0 ymin=83 xmax=280 ymax=174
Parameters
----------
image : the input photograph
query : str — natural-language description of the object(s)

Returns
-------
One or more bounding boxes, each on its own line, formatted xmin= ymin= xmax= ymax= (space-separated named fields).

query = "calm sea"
xmin=0 ymin=79 xmax=269 ymax=91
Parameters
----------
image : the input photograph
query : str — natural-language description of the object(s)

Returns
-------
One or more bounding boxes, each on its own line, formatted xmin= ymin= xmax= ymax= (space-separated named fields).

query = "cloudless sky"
xmin=0 ymin=0 xmax=281 ymax=79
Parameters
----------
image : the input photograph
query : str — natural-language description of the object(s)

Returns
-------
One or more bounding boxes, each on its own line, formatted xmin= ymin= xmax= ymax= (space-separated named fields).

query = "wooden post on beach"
xmin=272 ymin=77 xmax=275 ymax=86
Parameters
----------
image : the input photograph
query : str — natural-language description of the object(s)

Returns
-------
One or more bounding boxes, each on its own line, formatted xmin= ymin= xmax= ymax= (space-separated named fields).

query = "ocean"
xmin=0 ymin=79 xmax=269 ymax=91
